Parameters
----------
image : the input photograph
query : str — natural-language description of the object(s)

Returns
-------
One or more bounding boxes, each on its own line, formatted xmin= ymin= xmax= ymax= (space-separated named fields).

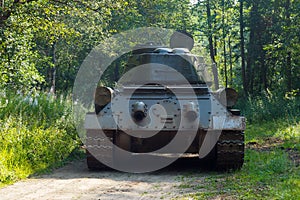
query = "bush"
xmin=0 ymin=91 xmax=80 ymax=184
xmin=237 ymin=91 xmax=300 ymax=123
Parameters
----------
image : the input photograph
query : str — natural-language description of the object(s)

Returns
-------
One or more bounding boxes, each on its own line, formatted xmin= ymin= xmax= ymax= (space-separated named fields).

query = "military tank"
xmin=84 ymin=32 xmax=245 ymax=171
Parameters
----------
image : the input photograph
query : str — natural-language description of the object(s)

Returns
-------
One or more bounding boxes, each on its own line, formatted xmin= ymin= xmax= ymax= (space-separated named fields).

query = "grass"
xmin=0 ymin=91 xmax=82 ymax=186
xmin=1 ymin=89 xmax=299 ymax=198
xmin=236 ymin=91 xmax=300 ymax=124
xmin=174 ymin=93 xmax=300 ymax=199
xmin=176 ymin=119 xmax=300 ymax=199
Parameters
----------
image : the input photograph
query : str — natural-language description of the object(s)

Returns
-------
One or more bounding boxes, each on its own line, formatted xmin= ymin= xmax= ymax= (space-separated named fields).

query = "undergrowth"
xmin=237 ymin=90 xmax=300 ymax=123
xmin=0 ymin=91 xmax=81 ymax=185
xmin=1 ymin=88 xmax=299 ymax=198
xmin=178 ymin=92 xmax=300 ymax=199
xmin=179 ymin=120 xmax=300 ymax=200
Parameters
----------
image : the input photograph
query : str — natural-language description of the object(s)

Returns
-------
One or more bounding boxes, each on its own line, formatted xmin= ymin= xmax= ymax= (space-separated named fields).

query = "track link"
xmin=215 ymin=131 xmax=244 ymax=171
xmin=85 ymin=130 xmax=244 ymax=171
xmin=85 ymin=130 xmax=114 ymax=170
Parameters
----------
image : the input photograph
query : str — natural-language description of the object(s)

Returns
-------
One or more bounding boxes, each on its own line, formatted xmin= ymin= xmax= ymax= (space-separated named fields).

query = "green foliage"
xmin=0 ymin=91 xmax=80 ymax=184
xmin=0 ymin=0 xmax=197 ymax=92
xmin=192 ymin=0 xmax=300 ymax=96
xmin=0 ymin=1 xmax=299 ymax=197
xmin=178 ymin=119 xmax=300 ymax=199
xmin=1 ymin=0 xmax=300 ymax=96
xmin=0 ymin=18 xmax=44 ymax=91
xmin=237 ymin=91 xmax=300 ymax=123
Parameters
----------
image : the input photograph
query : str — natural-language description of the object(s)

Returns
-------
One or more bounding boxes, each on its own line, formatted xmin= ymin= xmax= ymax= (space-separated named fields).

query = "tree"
xmin=0 ymin=0 xmax=116 ymax=92
xmin=206 ymin=0 xmax=219 ymax=89
xmin=1 ymin=0 xmax=300 ymax=96
xmin=0 ymin=0 xmax=44 ymax=91
xmin=239 ymin=0 xmax=247 ymax=95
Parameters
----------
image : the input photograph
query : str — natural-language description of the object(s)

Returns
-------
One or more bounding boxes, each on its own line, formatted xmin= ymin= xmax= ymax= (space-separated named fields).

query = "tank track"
xmin=85 ymin=130 xmax=114 ymax=170
xmin=86 ymin=149 xmax=107 ymax=170
xmin=85 ymin=130 xmax=244 ymax=171
xmin=215 ymin=131 xmax=244 ymax=171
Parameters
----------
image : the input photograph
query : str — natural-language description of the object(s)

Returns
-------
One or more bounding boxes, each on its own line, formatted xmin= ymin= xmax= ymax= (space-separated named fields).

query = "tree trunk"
xmin=206 ymin=0 xmax=219 ymax=90
xmin=260 ymin=51 xmax=267 ymax=92
xmin=285 ymin=0 xmax=292 ymax=92
xmin=286 ymin=52 xmax=292 ymax=92
xmin=247 ymin=1 xmax=260 ymax=95
xmin=222 ymin=0 xmax=227 ymax=88
xmin=239 ymin=0 xmax=247 ymax=95
xmin=228 ymin=36 xmax=233 ymax=87
xmin=50 ymin=42 xmax=57 ymax=94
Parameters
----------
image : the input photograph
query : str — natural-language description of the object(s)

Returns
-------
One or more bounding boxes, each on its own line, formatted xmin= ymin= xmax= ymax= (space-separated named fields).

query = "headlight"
xmin=132 ymin=101 xmax=147 ymax=122
xmin=185 ymin=102 xmax=198 ymax=122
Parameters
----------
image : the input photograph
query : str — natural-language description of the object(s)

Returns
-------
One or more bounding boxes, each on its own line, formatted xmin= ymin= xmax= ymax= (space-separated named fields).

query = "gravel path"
xmin=0 ymin=158 xmax=211 ymax=200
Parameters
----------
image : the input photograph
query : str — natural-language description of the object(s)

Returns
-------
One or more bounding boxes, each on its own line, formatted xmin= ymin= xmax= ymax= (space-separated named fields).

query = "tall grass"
xmin=237 ymin=91 xmax=300 ymax=123
xmin=0 ymin=91 xmax=80 ymax=185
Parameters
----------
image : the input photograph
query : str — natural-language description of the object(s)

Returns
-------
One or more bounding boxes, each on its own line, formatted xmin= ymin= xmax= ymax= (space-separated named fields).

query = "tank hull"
xmin=84 ymin=45 xmax=246 ymax=171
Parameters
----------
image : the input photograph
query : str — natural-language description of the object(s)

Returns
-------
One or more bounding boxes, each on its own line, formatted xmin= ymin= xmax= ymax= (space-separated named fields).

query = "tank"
xmin=84 ymin=33 xmax=245 ymax=171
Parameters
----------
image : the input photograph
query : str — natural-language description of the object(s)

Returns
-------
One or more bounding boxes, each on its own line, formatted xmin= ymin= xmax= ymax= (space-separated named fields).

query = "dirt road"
xmin=0 ymin=158 xmax=214 ymax=200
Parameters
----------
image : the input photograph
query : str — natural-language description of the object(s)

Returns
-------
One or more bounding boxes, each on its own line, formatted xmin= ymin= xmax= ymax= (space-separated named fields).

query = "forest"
xmin=1 ymin=0 xmax=300 ymax=96
xmin=0 ymin=0 xmax=299 ymax=199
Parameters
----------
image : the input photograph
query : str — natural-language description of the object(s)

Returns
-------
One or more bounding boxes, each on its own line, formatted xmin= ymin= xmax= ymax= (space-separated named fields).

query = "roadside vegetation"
xmin=0 ymin=91 xmax=81 ymax=187
xmin=176 ymin=94 xmax=300 ymax=199
xmin=177 ymin=121 xmax=299 ymax=199
xmin=1 ymin=89 xmax=299 ymax=200
xmin=0 ymin=0 xmax=299 ymax=198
